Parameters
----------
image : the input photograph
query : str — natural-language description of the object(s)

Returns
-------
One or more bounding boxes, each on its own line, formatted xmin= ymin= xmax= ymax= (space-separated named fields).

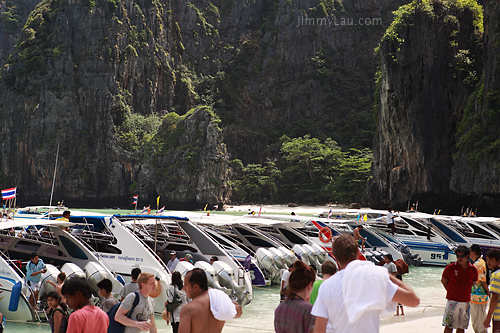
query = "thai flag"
xmin=1 ymin=187 xmax=16 ymax=200
xmin=140 ymin=206 xmax=149 ymax=214
xmin=132 ymin=195 xmax=138 ymax=205
xmin=156 ymin=206 xmax=164 ymax=214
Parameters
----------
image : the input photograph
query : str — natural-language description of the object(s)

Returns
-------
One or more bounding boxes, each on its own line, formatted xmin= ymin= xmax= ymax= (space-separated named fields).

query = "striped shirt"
xmin=490 ymin=270 xmax=500 ymax=319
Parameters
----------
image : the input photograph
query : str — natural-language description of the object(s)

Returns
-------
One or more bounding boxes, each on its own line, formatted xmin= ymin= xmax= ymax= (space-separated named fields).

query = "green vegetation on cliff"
xmin=455 ymin=81 xmax=500 ymax=165
xmin=231 ymin=135 xmax=372 ymax=204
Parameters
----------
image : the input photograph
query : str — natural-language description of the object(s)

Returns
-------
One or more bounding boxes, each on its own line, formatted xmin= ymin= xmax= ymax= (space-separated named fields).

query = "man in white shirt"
xmin=167 ymin=251 xmax=180 ymax=273
xmin=386 ymin=206 xmax=398 ymax=235
xmin=279 ymin=262 xmax=297 ymax=302
xmin=383 ymin=254 xmax=398 ymax=276
xmin=312 ymin=234 xmax=420 ymax=333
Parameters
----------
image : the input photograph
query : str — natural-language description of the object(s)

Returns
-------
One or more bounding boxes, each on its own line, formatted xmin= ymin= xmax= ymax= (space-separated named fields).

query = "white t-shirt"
xmin=386 ymin=211 xmax=394 ymax=225
xmin=383 ymin=262 xmax=397 ymax=274
xmin=311 ymin=267 xmax=398 ymax=333
xmin=281 ymin=270 xmax=291 ymax=290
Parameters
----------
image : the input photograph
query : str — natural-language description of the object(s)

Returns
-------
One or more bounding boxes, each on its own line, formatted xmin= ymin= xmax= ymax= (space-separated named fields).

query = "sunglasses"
xmin=456 ymin=254 xmax=467 ymax=258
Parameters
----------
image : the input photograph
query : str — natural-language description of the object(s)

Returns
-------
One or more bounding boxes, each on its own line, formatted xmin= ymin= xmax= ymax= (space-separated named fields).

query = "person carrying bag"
xmin=166 ymin=272 xmax=188 ymax=333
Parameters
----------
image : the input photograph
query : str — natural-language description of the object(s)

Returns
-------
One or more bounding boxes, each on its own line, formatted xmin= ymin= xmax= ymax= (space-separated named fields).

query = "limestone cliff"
xmin=0 ymin=0 xmax=408 ymax=207
xmin=365 ymin=0 xmax=500 ymax=214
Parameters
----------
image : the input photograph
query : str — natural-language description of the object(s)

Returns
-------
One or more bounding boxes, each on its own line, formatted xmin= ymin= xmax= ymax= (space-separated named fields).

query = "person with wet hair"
xmin=275 ymin=260 xmax=316 ymax=333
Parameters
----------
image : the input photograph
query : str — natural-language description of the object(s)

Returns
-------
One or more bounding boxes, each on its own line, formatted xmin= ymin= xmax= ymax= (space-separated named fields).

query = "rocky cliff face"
xmin=0 ymin=0 xmax=40 ymax=67
xmin=0 ymin=0 xmax=409 ymax=207
xmin=366 ymin=0 xmax=500 ymax=214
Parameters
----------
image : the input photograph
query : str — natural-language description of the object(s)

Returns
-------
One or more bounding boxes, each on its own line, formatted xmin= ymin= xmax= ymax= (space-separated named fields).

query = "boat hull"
xmin=0 ymin=279 xmax=33 ymax=321
xmin=400 ymin=241 xmax=456 ymax=266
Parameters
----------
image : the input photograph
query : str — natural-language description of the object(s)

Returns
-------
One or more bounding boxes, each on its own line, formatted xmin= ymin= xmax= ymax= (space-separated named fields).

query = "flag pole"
xmin=154 ymin=217 xmax=158 ymax=253
xmin=133 ymin=198 xmax=137 ymax=234
xmin=49 ymin=143 xmax=60 ymax=207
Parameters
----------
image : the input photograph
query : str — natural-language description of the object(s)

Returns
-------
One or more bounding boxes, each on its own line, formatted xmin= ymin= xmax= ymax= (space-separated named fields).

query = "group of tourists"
xmin=275 ymin=233 xmax=420 ymax=333
xmin=441 ymin=244 xmax=500 ymax=333
xmin=23 ymin=250 xmax=241 ymax=333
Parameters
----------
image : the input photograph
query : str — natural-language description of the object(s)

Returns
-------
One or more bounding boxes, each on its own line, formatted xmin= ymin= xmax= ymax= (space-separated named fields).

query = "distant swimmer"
xmin=179 ymin=268 xmax=242 ymax=333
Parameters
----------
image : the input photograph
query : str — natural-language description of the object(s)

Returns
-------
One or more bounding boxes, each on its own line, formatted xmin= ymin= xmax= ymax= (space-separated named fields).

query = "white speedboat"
xmin=0 ymin=218 xmax=124 ymax=321
xmin=116 ymin=214 xmax=253 ymax=306
xmin=67 ymin=213 xmax=171 ymax=313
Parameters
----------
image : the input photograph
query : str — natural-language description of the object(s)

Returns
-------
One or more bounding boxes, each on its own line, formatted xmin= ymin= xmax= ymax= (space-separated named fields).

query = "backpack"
xmin=395 ymin=259 xmax=409 ymax=275
xmin=107 ymin=292 xmax=140 ymax=333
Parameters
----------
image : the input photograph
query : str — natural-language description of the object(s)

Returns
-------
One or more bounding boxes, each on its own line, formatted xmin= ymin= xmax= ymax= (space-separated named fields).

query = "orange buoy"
xmin=318 ymin=227 xmax=332 ymax=243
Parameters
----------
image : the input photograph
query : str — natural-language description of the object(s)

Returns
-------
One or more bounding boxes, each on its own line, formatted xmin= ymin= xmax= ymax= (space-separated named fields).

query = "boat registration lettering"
xmin=117 ymin=256 xmax=143 ymax=262
xmin=100 ymin=254 xmax=116 ymax=259
xmin=430 ymin=253 xmax=443 ymax=260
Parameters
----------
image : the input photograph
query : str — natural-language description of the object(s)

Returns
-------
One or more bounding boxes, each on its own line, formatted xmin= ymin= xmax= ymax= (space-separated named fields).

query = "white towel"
xmin=208 ymin=288 xmax=237 ymax=321
xmin=342 ymin=260 xmax=397 ymax=323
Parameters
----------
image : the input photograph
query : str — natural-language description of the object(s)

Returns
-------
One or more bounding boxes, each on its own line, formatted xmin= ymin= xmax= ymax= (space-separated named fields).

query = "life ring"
xmin=318 ymin=227 xmax=332 ymax=243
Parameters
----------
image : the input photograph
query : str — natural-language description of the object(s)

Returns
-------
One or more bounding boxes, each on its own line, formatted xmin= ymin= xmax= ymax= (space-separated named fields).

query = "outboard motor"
xmin=39 ymin=264 xmax=60 ymax=299
xmin=212 ymin=261 xmax=244 ymax=301
xmin=84 ymin=262 xmax=120 ymax=296
xmin=194 ymin=261 xmax=231 ymax=295
xmin=60 ymin=263 xmax=86 ymax=280
xmin=292 ymin=245 xmax=310 ymax=265
xmin=302 ymin=244 xmax=321 ymax=270
xmin=268 ymin=248 xmax=287 ymax=269
xmin=173 ymin=260 xmax=195 ymax=276
xmin=277 ymin=246 xmax=296 ymax=268
xmin=255 ymin=248 xmax=275 ymax=272
xmin=310 ymin=244 xmax=328 ymax=264
xmin=255 ymin=248 xmax=281 ymax=283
